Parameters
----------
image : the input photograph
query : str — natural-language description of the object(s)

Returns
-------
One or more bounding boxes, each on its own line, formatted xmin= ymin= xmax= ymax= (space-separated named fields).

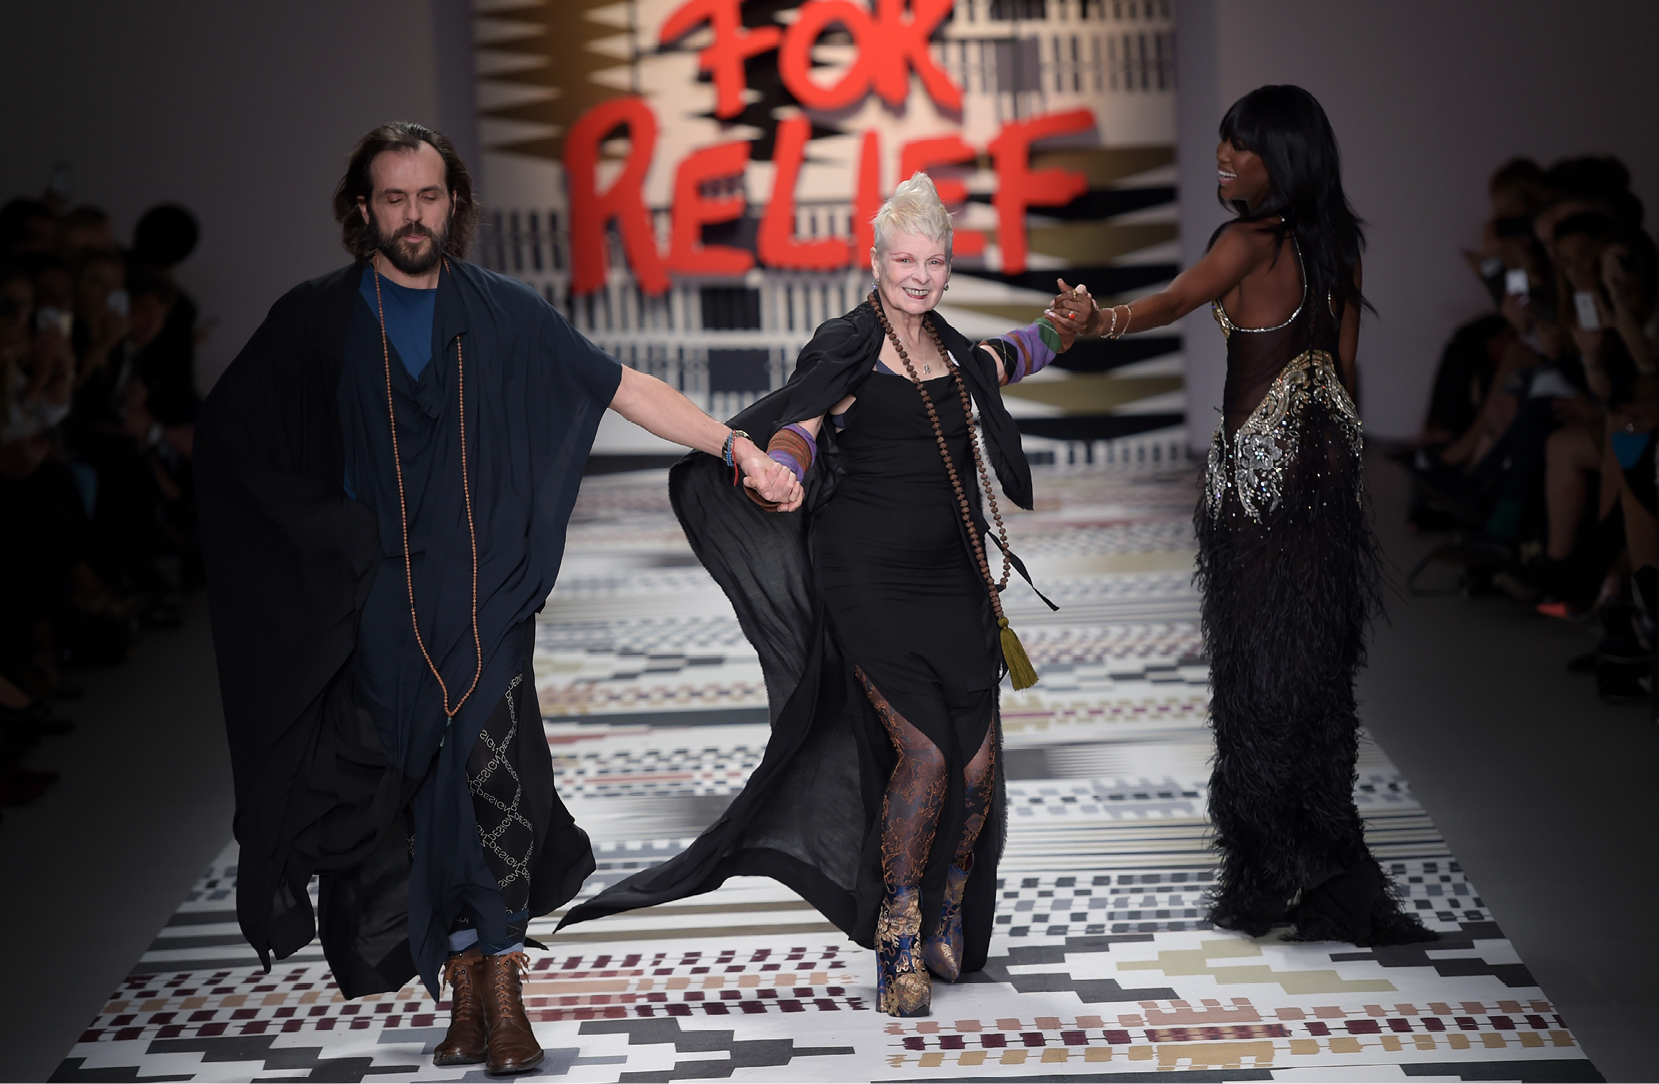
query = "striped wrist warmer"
xmin=767 ymin=423 xmax=817 ymax=483
xmin=996 ymin=319 xmax=1064 ymax=384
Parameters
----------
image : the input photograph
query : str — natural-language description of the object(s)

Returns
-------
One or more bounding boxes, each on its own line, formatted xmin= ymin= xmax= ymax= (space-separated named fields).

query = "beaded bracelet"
xmin=723 ymin=429 xmax=750 ymax=487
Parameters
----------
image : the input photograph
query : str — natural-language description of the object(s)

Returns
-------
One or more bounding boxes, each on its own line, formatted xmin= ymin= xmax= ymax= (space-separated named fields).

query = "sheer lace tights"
xmin=856 ymin=667 xmax=995 ymax=887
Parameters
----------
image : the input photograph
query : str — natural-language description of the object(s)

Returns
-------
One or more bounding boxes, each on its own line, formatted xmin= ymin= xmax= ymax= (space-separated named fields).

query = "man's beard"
xmin=370 ymin=216 xmax=449 ymax=276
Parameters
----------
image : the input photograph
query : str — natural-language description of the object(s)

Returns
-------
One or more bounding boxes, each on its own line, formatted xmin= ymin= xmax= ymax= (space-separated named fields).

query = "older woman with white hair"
xmin=562 ymin=174 xmax=1091 ymax=1017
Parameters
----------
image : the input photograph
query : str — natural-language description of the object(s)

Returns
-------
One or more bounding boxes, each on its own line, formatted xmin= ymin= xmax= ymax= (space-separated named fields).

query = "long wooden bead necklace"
xmin=373 ymin=255 xmax=483 ymax=718
xmin=869 ymin=291 xmax=1038 ymax=690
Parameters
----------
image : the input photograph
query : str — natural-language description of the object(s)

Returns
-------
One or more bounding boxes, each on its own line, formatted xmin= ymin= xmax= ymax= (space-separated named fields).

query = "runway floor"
xmin=50 ymin=464 xmax=1601 ymax=1081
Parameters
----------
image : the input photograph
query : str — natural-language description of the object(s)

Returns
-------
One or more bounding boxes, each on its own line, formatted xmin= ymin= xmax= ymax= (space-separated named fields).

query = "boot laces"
xmin=443 ymin=954 xmax=475 ymax=996
xmin=488 ymin=950 xmax=532 ymax=1009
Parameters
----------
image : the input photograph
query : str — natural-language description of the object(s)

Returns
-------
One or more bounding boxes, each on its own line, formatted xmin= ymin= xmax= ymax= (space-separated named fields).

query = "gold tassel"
xmin=998 ymin=617 xmax=1039 ymax=690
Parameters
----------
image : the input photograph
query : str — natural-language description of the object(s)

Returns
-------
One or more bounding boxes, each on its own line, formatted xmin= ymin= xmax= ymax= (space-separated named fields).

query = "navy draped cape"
xmin=198 ymin=259 xmax=619 ymax=998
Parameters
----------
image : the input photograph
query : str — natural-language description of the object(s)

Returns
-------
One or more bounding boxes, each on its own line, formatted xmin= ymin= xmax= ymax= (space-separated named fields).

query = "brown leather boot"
xmin=433 ymin=946 xmax=486 ymax=1066
xmin=482 ymin=950 xmax=543 ymax=1074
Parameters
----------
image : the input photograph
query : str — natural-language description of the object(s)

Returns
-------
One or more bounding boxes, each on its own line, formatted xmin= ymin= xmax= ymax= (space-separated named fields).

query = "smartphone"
xmin=107 ymin=289 xmax=129 ymax=317
xmin=1573 ymin=290 xmax=1601 ymax=330
xmin=1504 ymin=268 xmax=1529 ymax=297
xmin=36 ymin=306 xmax=72 ymax=337
xmin=1528 ymin=368 xmax=1579 ymax=399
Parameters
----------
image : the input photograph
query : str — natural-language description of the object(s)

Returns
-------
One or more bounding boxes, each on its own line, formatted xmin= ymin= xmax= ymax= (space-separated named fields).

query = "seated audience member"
xmin=1416 ymin=157 xmax=1645 ymax=555
xmin=1417 ymin=316 xmax=1511 ymax=454
xmin=1604 ymin=230 xmax=1659 ymax=378
xmin=1414 ymin=160 xmax=1546 ymax=456
xmin=129 ymin=204 xmax=202 ymax=415
xmin=0 ymin=199 xmax=56 ymax=257
xmin=0 ymin=260 xmax=89 ymax=807
xmin=30 ymin=258 xmax=73 ymax=315
xmin=1462 ymin=157 xmax=1546 ymax=308
xmin=1512 ymin=213 xmax=1636 ymax=605
xmin=69 ymin=249 xmax=127 ymax=389
xmin=1536 ymin=156 xmax=1640 ymax=260
xmin=0 ymin=191 xmax=215 ymax=815
xmin=65 ymin=261 xmax=194 ymax=623
xmin=1592 ymin=233 xmax=1659 ymax=703
xmin=57 ymin=205 xmax=119 ymax=261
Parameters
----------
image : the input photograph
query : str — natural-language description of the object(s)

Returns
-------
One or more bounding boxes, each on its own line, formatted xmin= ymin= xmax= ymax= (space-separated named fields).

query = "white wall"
xmin=1177 ymin=0 xmax=1659 ymax=444
xmin=0 ymin=1 xmax=475 ymax=391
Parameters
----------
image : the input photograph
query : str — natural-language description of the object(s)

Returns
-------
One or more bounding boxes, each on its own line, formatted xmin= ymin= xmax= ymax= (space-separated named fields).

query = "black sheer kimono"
xmin=198 ymin=259 xmax=618 ymax=999
xmin=560 ymin=302 xmax=1037 ymax=975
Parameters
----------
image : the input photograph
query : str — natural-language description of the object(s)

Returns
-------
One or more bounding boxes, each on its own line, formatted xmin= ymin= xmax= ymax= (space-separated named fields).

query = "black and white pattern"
xmin=56 ymin=465 xmax=1601 ymax=1082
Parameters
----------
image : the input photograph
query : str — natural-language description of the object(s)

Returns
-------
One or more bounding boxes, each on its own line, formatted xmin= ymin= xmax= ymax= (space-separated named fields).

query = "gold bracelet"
xmin=1107 ymin=305 xmax=1130 ymax=340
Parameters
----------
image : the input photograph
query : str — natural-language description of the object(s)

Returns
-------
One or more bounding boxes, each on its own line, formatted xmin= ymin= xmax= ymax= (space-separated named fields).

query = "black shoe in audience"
xmin=1596 ymin=658 xmax=1651 ymax=705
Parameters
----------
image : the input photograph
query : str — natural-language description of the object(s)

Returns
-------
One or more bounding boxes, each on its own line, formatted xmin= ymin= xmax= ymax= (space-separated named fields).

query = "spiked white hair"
xmin=871 ymin=171 xmax=953 ymax=260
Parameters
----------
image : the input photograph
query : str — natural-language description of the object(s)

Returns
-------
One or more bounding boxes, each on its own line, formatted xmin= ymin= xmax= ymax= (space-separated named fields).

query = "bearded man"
xmin=197 ymin=122 xmax=798 ymax=1074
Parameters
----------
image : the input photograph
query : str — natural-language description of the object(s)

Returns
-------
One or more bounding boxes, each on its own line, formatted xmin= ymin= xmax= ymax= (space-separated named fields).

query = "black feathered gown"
xmin=560 ymin=302 xmax=1039 ymax=974
xmin=1197 ymin=276 xmax=1431 ymax=946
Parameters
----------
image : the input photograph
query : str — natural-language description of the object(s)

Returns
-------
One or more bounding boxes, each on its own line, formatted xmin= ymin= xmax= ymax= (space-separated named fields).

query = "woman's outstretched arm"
xmin=1054 ymin=224 xmax=1265 ymax=338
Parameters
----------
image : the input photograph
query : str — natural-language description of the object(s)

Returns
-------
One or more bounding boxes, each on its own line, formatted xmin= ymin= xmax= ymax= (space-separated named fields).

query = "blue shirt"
xmin=358 ymin=269 xmax=436 ymax=379
xmin=347 ymin=271 xmax=437 ymax=499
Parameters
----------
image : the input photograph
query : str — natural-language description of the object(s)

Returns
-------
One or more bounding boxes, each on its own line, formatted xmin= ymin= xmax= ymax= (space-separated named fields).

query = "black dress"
xmin=1197 ymin=246 xmax=1431 ymax=945
xmin=561 ymin=303 xmax=1030 ymax=973
xmin=818 ymin=369 xmax=1002 ymax=896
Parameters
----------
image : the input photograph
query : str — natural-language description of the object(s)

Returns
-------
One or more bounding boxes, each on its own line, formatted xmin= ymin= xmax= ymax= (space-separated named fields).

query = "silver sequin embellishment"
xmin=1204 ymin=349 xmax=1362 ymax=523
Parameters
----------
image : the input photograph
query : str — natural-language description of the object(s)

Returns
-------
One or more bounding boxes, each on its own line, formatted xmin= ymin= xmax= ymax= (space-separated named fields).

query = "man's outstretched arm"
xmin=608 ymin=365 xmax=802 ymax=508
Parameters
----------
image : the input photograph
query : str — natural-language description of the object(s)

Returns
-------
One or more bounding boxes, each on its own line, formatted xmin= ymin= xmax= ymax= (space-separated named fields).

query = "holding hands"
xmin=1043 ymin=279 xmax=1130 ymax=340
xmin=736 ymin=439 xmax=804 ymax=512
xmin=1043 ymin=279 xmax=1096 ymax=347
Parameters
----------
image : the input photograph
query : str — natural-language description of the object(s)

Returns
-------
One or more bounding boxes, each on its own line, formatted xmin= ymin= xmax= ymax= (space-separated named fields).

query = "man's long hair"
xmin=1211 ymin=85 xmax=1372 ymax=317
xmin=333 ymin=121 xmax=478 ymax=261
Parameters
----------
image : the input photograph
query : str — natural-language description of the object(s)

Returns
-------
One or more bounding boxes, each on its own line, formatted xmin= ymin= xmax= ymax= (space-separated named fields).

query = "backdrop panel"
xmin=472 ymin=0 xmax=1181 ymax=466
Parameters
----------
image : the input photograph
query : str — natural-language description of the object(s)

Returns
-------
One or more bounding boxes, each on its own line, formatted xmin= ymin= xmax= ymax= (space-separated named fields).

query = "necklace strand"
xmin=869 ymin=291 xmax=1014 ymax=611
xmin=373 ymin=256 xmax=483 ymax=718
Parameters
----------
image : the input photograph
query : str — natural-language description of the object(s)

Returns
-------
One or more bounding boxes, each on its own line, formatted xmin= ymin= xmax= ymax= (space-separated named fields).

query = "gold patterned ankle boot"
xmin=876 ymin=885 xmax=931 ymax=1017
xmin=922 ymin=861 xmax=972 ymax=981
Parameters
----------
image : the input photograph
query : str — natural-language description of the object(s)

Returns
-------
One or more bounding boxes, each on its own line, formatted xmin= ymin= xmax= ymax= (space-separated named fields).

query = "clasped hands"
xmin=736 ymin=441 xmax=804 ymax=512
xmin=1043 ymin=278 xmax=1108 ymax=344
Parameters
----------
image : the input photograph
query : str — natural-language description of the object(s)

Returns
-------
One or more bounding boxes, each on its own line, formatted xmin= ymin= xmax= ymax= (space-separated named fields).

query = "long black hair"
xmin=1214 ymin=85 xmax=1371 ymax=316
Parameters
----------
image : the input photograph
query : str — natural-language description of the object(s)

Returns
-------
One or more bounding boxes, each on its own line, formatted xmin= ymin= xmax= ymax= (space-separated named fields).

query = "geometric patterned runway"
xmin=53 ymin=464 xmax=1602 ymax=1081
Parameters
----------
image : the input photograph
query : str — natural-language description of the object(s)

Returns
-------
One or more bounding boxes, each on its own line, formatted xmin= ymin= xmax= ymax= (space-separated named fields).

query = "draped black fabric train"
xmin=560 ymin=304 xmax=1026 ymax=975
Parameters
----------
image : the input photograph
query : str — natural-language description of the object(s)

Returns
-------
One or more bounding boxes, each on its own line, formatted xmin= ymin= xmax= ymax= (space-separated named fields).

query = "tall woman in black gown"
xmin=1056 ymin=86 xmax=1432 ymax=946
xmin=561 ymin=175 xmax=1088 ymax=1015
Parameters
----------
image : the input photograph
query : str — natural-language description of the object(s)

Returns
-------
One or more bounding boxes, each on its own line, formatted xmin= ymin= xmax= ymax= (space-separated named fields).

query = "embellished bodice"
xmin=1204 ymin=245 xmax=1362 ymax=523
xmin=1212 ymin=241 xmax=1337 ymax=436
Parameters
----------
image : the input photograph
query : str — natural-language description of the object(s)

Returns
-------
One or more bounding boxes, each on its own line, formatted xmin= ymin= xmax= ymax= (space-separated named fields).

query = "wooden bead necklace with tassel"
xmin=869 ymin=290 xmax=1039 ymax=690
xmin=373 ymin=254 xmax=483 ymax=718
